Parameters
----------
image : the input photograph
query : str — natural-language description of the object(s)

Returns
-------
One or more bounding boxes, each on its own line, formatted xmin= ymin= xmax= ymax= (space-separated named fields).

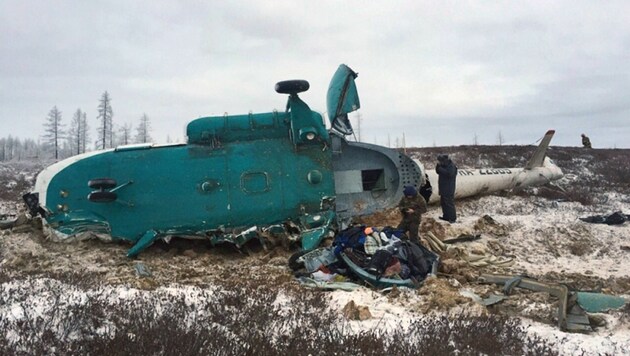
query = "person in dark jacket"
xmin=436 ymin=154 xmax=457 ymax=223
xmin=397 ymin=185 xmax=428 ymax=245
xmin=581 ymin=134 xmax=592 ymax=148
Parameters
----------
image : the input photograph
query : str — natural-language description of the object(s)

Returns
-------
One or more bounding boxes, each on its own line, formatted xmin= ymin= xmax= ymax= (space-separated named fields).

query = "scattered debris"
xmin=576 ymin=292 xmax=627 ymax=313
xmin=473 ymin=215 xmax=509 ymax=236
xmin=298 ymin=277 xmax=362 ymax=291
xmin=134 ymin=262 xmax=152 ymax=277
xmin=0 ymin=214 xmax=17 ymax=230
xmin=292 ymin=225 xmax=439 ymax=289
xmin=342 ymin=300 xmax=372 ymax=320
xmin=479 ymin=274 xmax=627 ymax=333
xmin=579 ymin=211 xmax=629 ymax=225
xmin=0 ymin=213 xmax=32 ymax=232
xmin=463 ymin=254 xmax=514 ymax=268
xmin=478 ymin=274 xmax=582 ymax=332
xmin=424 ymin=231 xmax=447 ymax=253
xmin=480 ymin=294 xmax=508 ymax=306
xmin=459 ymin=290 xmax=507 ymax=306
xmin=443 ymin=234 xmax=482 ymax=244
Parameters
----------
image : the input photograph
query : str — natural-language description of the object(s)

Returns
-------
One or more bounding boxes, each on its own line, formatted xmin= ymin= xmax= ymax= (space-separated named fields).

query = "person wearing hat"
xmin=397 ymin=185 xmax=428 ymax=245
xmin=436 ymin=154 xmax=458 ymax=223
xmin=581 ymin=134 xmax=592 ymax=148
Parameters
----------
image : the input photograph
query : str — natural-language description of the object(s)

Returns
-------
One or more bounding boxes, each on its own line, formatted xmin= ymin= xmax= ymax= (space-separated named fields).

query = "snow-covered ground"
xmin=1 ymin=149 xmax=629 ymax=355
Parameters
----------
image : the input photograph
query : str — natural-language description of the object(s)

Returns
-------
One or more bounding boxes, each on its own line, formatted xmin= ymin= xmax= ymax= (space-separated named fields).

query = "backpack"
xmin=399 ymin=241 xmax=430 ymax=278
xmin=366 ymin=250 xmax=393 ymax=278
xmin=333 ymin=225 xmax=366 ymax=255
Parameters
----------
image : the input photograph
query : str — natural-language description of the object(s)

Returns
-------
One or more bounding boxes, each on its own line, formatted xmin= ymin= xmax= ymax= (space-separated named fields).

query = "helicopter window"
xmin=361 ymin=169 xmax=385 ymax=191
xmin=241 ymin=172 xmax=270 ymax=194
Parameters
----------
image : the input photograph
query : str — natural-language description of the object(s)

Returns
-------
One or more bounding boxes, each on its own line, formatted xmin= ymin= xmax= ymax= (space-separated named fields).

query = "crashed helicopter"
xmin=23 ymin=64 xmax=564 ymax=257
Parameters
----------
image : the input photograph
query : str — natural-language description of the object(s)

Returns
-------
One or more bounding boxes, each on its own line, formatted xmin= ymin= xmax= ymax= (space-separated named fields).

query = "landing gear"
xmin=87 ymin=191 xmax=118 ymax=203
xmin=274 ymin=80 xmax=310 ymax=94
xmin=88 ymin=178 xmax=117 ymax=190
xmin=87 ymin=177 xmax=118 ymax=203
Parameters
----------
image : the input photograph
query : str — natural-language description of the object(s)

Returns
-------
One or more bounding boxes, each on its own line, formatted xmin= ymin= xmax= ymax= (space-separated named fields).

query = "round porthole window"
xmin=307 ymin=170 xmax=323 ymax=184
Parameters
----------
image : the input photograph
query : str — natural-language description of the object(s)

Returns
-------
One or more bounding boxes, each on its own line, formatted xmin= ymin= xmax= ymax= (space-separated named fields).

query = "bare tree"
xmin=81 ymin=112 xmax=89 ymax=153
xmin=473 ymin=133 xmax=479 ymax=146
xmin=22 ymin=138 xmax=40 ymax=159
xmin=0 ymin=136 xmax=43 ymax=161
xmin=497 ymin=131 xmax=505 ymax=146
xmin=13 ymin=137 xmax=24 ymax=160
xmin=67 ymin=109 xmax=90 ymax=155
xmin=4 ymin=136 xmax=14 ymax=160
xmin=119 ymin=123 xmax=133 ymax=145
xmin=134 ymin=113 xmax=152 ymax=143
xmin=96 ymin=91 xmax=113 ymax=149
xmin=43 ymin=106 xmax=64 ymax=159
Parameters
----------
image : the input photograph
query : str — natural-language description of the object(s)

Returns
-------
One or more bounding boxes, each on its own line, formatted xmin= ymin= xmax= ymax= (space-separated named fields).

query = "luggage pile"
xmin=290 ymin=225 xmax=440 ymax=289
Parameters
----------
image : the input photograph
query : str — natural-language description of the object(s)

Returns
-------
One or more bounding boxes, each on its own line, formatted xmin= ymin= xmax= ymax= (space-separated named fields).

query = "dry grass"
xmin=0 ymin=275 xmax=558 ymax=356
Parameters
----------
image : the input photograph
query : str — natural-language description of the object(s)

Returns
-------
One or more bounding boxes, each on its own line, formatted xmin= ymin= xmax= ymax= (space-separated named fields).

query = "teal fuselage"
xmin=32 ymin=65 xmax=416 ymax=256
xmin=40 ymin=108 xmax=335 ymax=247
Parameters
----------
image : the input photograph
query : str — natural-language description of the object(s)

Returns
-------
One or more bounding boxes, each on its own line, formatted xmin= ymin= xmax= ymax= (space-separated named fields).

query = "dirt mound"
xmin=414 ymin=277 xmax=473 ymax=313
xmin=473 ymin=215 xmax=509 ymax=236
xmin=353 ymin=207 xmax=401 ymax=227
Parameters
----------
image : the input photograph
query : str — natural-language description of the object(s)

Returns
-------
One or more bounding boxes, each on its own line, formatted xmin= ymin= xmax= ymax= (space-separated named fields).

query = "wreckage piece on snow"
xmin=579 ymin=211 xmax=629 ymax=225
xmin=341 ymin=243 xmax=440 ymax=289
xmin=575 ymin=292 xmax=627 ymax=313
xmin=0 ymin=215 xmax=17 ymax=230
xmin=297 ymin=277 xmax=362 ymax=291
xmin=458 ymin=252 xmax=514 ymax=268
xmin=442 ymin=234 xmax=482 ymax=244
xmin=0 ymin=213 xmax=40 ymax=234
xmin=291 ymin=247 xmax=423 ymax=289
xmin=291 ymin=246 xmax=339 ymax=273
xmin=293 ymin=236 xmax=440 ymax=289
xmin=425 ymin=231 xmax=447 ymax=253
xmin=459 ymin=290 xmax=508 ymax=306
xmin=478 ymin=274 xmax=593 ymax=332
xmin=339 ymin=252 xmax=418 ymax=289
xmin=134 ymin=262 xmax=152 ymax=277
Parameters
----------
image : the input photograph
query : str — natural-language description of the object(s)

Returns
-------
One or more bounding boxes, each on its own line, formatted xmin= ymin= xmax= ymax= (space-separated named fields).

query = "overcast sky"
xmin=2 ymin=1 xmax=629 ymax=149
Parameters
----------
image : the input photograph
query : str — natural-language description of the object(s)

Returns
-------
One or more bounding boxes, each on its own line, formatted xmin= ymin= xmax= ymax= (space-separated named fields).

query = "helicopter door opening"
xmin=334 ymin=169 xmax=386 ymax=194
xmin=361 ymin=169 xmax=385 ymax=191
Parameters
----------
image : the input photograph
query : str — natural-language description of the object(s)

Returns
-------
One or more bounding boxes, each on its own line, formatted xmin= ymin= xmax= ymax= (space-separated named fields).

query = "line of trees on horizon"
xmin=1 ymin=91 xmax=155 ymax=162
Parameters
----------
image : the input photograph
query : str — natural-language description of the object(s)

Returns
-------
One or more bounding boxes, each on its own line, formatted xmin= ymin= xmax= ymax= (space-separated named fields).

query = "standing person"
xmin=397 ymin=185 xmax=427 ymax=245
xmin=581 ymin=134 xmax=592 ymax=148
xmin=436 ymin=154 xmax=457 ymax=223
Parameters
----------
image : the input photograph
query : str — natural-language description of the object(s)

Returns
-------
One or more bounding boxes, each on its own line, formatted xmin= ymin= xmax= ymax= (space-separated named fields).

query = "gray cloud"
xmin=1 ymin=1 xmax=629 ymax=149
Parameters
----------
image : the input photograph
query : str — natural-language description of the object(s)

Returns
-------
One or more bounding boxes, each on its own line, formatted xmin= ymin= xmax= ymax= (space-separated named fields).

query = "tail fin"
xmin=525 ymin=130 xmax=555 ymax=169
